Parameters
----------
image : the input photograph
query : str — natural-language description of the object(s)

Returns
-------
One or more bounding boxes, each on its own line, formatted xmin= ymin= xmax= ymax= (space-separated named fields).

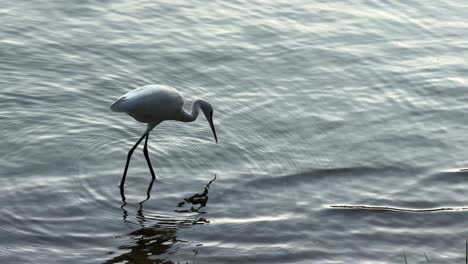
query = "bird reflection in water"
xmin=120 ymin=177 xmax=156 ymax=222
xmin=107 ymin=175 xmax=217 ymax=264
xmin=176 ymin=174 xmax=216 ymax=213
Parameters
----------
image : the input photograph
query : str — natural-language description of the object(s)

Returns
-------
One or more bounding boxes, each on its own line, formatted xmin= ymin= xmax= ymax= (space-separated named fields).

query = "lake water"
xmin=2 ymin=0 xmax=468 ymax=263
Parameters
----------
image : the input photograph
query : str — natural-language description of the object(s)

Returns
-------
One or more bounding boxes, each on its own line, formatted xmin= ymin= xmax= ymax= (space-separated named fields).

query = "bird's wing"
xmin=110 ymin=85 xmax=184 ymax=117
xmin=110 ymin=86 xmax=147 ymax=112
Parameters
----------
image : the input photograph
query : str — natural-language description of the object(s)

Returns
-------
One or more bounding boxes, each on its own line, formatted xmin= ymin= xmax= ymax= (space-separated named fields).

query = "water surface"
xmin=2 ymin=0 xmax=468 ymax=263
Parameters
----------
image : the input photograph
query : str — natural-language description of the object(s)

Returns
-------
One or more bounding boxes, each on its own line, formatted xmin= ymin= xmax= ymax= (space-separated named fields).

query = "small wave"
xmin=329 ymin=204 xmax=468 ymax=213
xmin=245 ymin=164 xmax=420 ymax=187
xmin=423 ymin=167 xmax=468 ymax=184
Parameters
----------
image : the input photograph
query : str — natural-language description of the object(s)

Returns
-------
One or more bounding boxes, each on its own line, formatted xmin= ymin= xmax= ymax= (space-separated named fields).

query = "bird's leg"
xmin=137 ymin=177 xmax=156 ymax=218
xmin=120 ymin=133 xmax=147 ymax=190
xmin=143 ymin=133 xmax=156 ymax=180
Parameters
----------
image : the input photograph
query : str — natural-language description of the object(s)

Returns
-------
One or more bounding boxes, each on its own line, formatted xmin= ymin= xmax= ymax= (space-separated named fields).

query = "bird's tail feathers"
xmin=110 ymin=97 xmax=129 ymax=112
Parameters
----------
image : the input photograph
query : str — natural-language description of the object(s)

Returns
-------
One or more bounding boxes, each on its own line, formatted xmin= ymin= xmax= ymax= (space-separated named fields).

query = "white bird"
xmin=110 ymin=84 xmax=218 ymax=192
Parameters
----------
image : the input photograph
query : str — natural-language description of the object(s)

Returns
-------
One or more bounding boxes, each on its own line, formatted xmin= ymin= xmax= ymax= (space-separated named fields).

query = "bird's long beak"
xmin=209 ymin=112 xmax=218 ymax=143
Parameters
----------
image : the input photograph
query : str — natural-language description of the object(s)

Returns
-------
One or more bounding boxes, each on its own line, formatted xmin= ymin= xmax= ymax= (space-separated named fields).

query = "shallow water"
xmin=2 ymin=0 xmax=468 ymax=263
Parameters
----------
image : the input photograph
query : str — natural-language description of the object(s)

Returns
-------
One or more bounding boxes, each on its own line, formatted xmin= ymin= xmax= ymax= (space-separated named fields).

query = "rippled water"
xmin=2 ymin=0 xmax=468 ymax=263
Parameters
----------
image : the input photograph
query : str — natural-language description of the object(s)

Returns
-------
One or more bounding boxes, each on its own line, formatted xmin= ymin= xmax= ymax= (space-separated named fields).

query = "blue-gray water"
xmin=2 ymin=0 xmax=468 ymax=263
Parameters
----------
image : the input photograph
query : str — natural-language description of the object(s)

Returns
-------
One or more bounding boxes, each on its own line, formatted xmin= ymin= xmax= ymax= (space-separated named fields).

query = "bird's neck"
xmin=180 ymin=99 xmax=202 ymax=122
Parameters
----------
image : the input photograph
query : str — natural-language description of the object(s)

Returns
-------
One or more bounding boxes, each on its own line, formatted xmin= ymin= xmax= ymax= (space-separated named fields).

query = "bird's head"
xmin=198 ymin=99 xmax=218 ymax=143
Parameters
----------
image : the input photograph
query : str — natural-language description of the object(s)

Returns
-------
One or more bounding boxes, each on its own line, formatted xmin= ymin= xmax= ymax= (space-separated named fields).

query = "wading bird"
xmin=110 ymin=84 xmax=218 ymax=192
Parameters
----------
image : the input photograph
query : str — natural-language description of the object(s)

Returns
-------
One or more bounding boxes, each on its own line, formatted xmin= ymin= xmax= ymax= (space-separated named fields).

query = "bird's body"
xmin=111 ymin=85 xmax=184 ymax=123
xmin=110 ymin=84 xmax=218 ymax=194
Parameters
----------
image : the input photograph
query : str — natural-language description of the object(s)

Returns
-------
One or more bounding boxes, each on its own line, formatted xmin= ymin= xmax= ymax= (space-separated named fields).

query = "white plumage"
xmin=111 ymin=85 xmax=184 ymax=123
xmin=110 ymin=84 xmax=218 ymax=193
